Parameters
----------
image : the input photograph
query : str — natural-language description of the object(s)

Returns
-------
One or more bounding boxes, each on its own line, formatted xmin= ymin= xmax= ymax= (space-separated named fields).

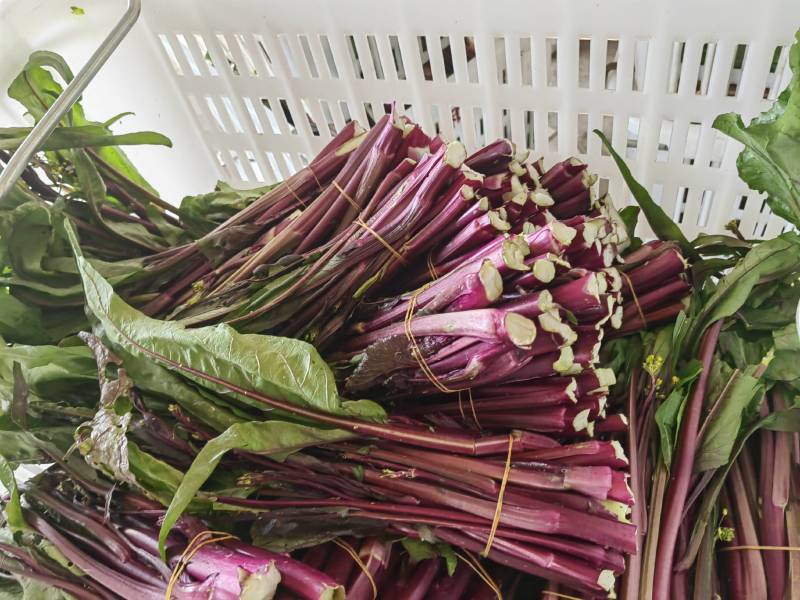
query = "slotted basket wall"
xmin=1 ymin=0 xmax=798 ymax=239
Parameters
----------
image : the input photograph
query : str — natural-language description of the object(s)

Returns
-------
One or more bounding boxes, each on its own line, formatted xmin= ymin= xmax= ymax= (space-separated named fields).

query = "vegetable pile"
xmin=0 ymin=29 xmax=798 ymax=600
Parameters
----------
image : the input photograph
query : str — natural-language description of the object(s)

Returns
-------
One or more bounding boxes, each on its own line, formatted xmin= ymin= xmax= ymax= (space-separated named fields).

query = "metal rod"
xmin=0 ymin=0 xmax=142 ymax=201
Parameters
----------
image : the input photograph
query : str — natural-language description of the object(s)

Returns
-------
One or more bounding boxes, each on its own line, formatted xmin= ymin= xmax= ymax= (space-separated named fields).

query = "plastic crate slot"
xmin=234 ymin=34 xmax=259 ymax=77
xmin=626 ymin=116 xmax=640 ymax=159
xmin=318 ymin=100 xmax=337 ymax=136
xmin=666 ymin=41 xmax=686 ymax=94
xmin=382 ymin=103 xmax=392 ymax=115
xmin=319 ymin=35 xmax=339 ymax=78
xmin=192 ymin=34 xmax=218 ymax=76
xmin=265 ymin=152 xmax=283 ymax=180
xmin=520 ymin=37 xmax=533 ymax=86
xmin=656 ymin=119 xmax=674 ymax=163
xmin=682 ymin=121 xmax=701 ymax=165
xmin=501 ymin=108 xmax=511 ymax=139
xmin=576 ymin=113 xmax=589 ymax=154
xmin=204 ymin=97 xmax=227 ymax=132
xmin=673 ymin=187 xmax=688 ymax=223
xmin=430 ymin=104 xmax=441 ymax=134
xmin=696 ymin=190 xmax=714 ymax=227
xmin=473 ymin=106 xmax=485 ymax=146
xmin=764 ymin=45 xmax=788 ymax=100
xmin=367 ymin=35 xmax=386 ymax=80
xmin=605 ymin=39 xmax=619 ymax=90
xmin=388 ymin=36 xmax=407 ymax=80
xmin=451 ymin=106 xmax=463 ymax=141
xmin=495 ymin=37 xmax=509 ymax=85
xmin=600 ymin=114 xmax=614 ymax=156
xmin=186 ymin=95 xmax=211 ymax=132
xmin=298 ymin=153 xmax=310 ymax=168
xmin=440 ymin=36 xmax=455 ymax=83
xmin=695 ymin=42 xmax=717 ymax=95
xmin=277 ymin=34 xmax=300 ymax=78
xmin=299 ymin=35 xmax=320 ymax=78
xmin=524 ymin=110 xmax=535 ymax=150
xmin=339 ymin=101 xmax=352 ymax=124
xmin=546 ymin=38 xmax=558 ymax=87
xmin=578 ymin=38 xmax=591 ymax=89
xmin=464 ymin=36 xmax=479 ymax=83
xmin=708 ymin=130 xmax=727 ymax=168
xmin=253 ymin=35 xmax=276 ymax=78
xmin=214 ymin=149 xmax=227 ymax=170
xmin=363 ymin=102 xmax=377 ymax=127
xmin=417 ymin=36 xmax=434 ymax=81
xmin=282 ymin=152 xmax=298 ymax=176
xmin=175 ymin=34 xmax=202 ymax=76
xmin=726 ymin=43 xmax=748 ymax=97
xmin=278 ymin=99 xmax=298 ymax=134
xmin=403 ymin=103 xmax=415 ymax=122
xmin=157 ymin=34 xmax=183 ymax=76
xmin=632 ymin=39 xmax=650 ymax=91
xmin=242 ymin=97 xmax=264 ymax=134
xmin=244 ymin=151 xmax=265 ymax=182
xmin=259 ymin=98 xmax=282 ymax=135
xmin=228 ymin=150 xmax=248 ymax=181
xmin=220 ymin=97 xmax=244 ymax=133
xmin=300 ymin=99 xmax=320 ymax=136
xmin=215 ymin=34 xmax=240 ymax=76
xmin=346 ymin=35 xmax=365 ymax=79
xmin=548 ymin=111 xmax=559 ymax=152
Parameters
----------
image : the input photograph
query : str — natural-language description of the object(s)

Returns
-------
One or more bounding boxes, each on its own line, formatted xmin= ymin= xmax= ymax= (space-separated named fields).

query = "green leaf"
xmin=67 ymin=221 xmax=384 ymax=421
xmin=594 ymin=129 xmax=697 ymax=259
xmin=654 ymin=359 xmax=702 ymax=466
xmin=0 ymin=429 xmax=75 ymax=463
xmin=690 ymin=234 xmax=800 ymax=345
xmin=712 ymin=31 xmax=800 ymax=227
xmin=126 ymin=442 xmax=186 ymax=506
xmin=70 ymin=6 xmax=86 ymax=15
xmin=0 ymin=455 xmax=25 ymax=533
xmin=400 ymin=538 xmax=457 ymax=576
xmin=158 ymin=421 xmax=353 ymax=559
xmin=761 ymin=406 xmax=800 ymax=431
xmin=179 ymin=181 xmax=276 ymax=237
xmin=0 ymin=294 xmax=49 ymax=345
xmin=0 ymin=126 xmax=171 ymax=152
xmin=8 ymin=51 xmax=79 ymax=125
xmin=695 ymin=368 xmax=765 ymax=471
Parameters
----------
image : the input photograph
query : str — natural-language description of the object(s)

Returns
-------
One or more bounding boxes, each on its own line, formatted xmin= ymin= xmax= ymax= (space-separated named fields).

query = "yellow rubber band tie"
xmin=482 ymin=434 xmax=514 ymax=557
xmin=456 ymin=551 xmax=503 ymax=600
xmin=307 ymin=164 xmax=324 ymax=191
xmin=620 ymin=271 xmax=646 ymax=326
xmin=720 ymin=545 xmax=800 ymax=553
xmin=165 ymin=530 xmax=239 ymax=599
xmin=403 ymin=289 xmax=455 ymax=394
xmin=332 ymin=181 xmax=406 ymax=264
xmin=331 ymin=538 xmax=377 ymax=600
xmin=284 ymin=178 xmax=307 ymax=208
xmin=468 ymin=388 xmax=481 ymax=430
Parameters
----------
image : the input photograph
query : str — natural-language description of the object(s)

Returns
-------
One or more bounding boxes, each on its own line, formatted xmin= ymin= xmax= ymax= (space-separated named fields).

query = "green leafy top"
xmin=713 ymin=31 xmax=800 ymax=227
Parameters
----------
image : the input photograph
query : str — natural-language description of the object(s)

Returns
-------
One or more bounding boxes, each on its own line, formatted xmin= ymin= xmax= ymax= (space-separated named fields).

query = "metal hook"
xmin=0 ymin=0 xmax=142 ymax=201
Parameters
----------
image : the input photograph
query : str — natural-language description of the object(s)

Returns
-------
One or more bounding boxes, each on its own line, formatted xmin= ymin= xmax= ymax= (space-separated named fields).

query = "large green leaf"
xmin=713 ymin=31 xmax=800 ymax=227
xmin=0 ymin=126 xmax=171 ymax=152
xmin=179 ymin=181 xmax=276 ymax=237
xmin=0 ymin=455 xmax=25 ymax=533
xmin=654 ymin=359 xmax=702 ymax=466
xmin=67 ymin=222 xmax=383 ymax=420
xmin=594 ymin=129 xmax=697 ymax=259
xmin=158 ymin=421 xmax=353 ymax=558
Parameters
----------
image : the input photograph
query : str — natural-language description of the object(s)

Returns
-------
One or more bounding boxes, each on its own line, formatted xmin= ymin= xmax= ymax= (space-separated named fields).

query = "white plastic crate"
xmin=1 ymin=0 xmax=799 ymax=239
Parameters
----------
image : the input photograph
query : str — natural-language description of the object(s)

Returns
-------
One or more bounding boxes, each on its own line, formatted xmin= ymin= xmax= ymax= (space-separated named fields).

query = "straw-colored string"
xmin=165 ymin=531 xmax=238 ymax=599
xmin=403 ymin=289 xmax=455 ymax=394
xmin=332 ymin=181 xmax=406 ymax=264
xmin=457 ymin=389 xmax=467 ymax=423
xmin=467 ymin=388 xmax=481 ymax=430
xmin=620 ymin=271 xmax=646 ymax=326
xmin=332 ymin=538 xmax=377 ymax=600
xmin=306 ymin=165 xmax=324 ymax=191
xmin=426 ymin=252 xmax=439 ymax=281
xmin=284 ymin=179 xmax=307 ymax=208
xmin=720 ymin=545 xmax=800 ymax=553
xmin=482 ymin=434 xmax=514 ymax=557
xmin=456 ymin=551 xmax=503 ymax=600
